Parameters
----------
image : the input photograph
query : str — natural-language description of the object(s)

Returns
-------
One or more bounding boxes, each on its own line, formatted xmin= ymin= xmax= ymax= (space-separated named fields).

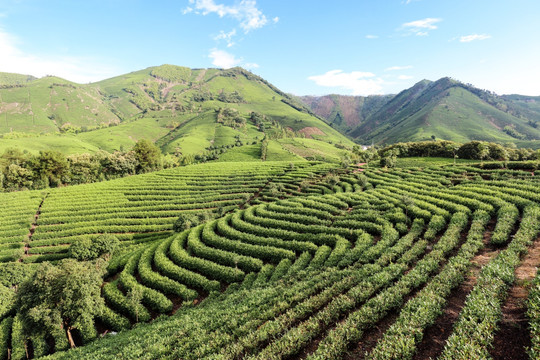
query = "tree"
xmin=132 ymin=139 xmax=162 ymax=173
xmin=0 ymin=148 xmax=28 ymax=170
xmin=16 ymin=259 xmax=106 ymax=348
xmin=66 ymin=153 xmax=101 ymax=185
xmin=355 ymin=147 xmax=377 ymax=168
xmin=4 ymin=164 xmax=34 ymax=190
xmin=402 ymin=195 xmax=415 ymax=221
xmin=40 ymin=150 xmax=69 ymax=185
xmin=380 ymin=150 xmax=398 ymax=168
xmin=477 ymin=142 xmax=490 ymax=164
xmin=340 ymin=155 xmax=351 ymax=169
xmin=445 ymin=143 xmax=460 ymax=165
xmin=69 ymin=234 xmax=119 ymax=261
xmin=30 ymin=150 xmax=69 ymax=187
xmin=101 ymin=150 xmax=138 ymax=177
xmin=173 ymin=211 xmax=213 ymax=232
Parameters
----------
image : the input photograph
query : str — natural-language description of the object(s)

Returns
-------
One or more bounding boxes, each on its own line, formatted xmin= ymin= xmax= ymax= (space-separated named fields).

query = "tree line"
xmin=352 ymin=140 xmax=540 ymax=168
xmin=0 ymin=140 xmax=169 ymax=192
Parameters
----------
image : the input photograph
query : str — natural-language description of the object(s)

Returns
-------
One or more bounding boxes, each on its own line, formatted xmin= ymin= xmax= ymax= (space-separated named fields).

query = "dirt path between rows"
xmin=412 ymin=218 xmax=500 ymax=359
xmin=490 ymin=235 xmax=540 ymax=360
xmin=20 ymin=193 xmax=48 ymax=260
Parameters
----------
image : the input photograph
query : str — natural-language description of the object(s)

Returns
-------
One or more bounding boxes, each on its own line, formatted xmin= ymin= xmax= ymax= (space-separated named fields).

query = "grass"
xmin=77 ymin=117 xmax=172 ymax=152
xmin=0 ymin=134 xmax=101 ymax=154
xmin=265 ymin=140 xmax=304 ymax=161
xmin=217 ymin=144 xmax=262 ymax=162
xmin=0 ymin=72 xmax=36 ymax=85
xmin=278 ymin=138 xmax=348 ymax=162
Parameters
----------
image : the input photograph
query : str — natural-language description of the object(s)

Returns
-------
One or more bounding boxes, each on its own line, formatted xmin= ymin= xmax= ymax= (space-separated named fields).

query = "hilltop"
xmin=300 ymin=77 xmax=540 ymax=147
xmin=0 ymin=65 xmax=352 ymax=159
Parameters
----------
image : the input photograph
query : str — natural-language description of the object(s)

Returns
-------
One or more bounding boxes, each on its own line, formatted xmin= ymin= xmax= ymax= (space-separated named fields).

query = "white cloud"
xmin=459 ymin=34 xmax=491 ymax=42
xmin=308 ymin=70 xmax=384 ymax=96
xmin=214 ymin=29 xmax=236 ymax=47
xmin=208 ymin=49 xmax=259 ymax=70
xmin=365 ymin=34 xmax=378 ymax=39
xmin=0 ymin=28 xmax=118 ymax=83
xmin=403 ymin=18 xmax=441 ymax=30
xmin=402 ymin=18 xmax=442 ymax=36
xmin=186 ymin=0 xmax=270 ymax=32
xmin=398 ymin=75 xmax=414 ymax=80
xmin=385 ymin=65 xmax=413 ymax=71
xmin=243 ymin=62 xmax=259 ymax=69
xmin=272 ymin=16 xmax=279 ymax=23
xmin=208 ymin=48 xmax=241 ymax=68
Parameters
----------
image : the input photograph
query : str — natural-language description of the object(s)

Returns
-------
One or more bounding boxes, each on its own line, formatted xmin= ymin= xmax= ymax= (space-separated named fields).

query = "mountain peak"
xmin=301 ymin=77 xmax=540 ymax=147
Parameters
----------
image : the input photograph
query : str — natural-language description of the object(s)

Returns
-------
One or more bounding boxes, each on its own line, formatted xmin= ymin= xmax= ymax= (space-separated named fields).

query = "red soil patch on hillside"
xmin=299 ymin=127 xmax=325 ymax=138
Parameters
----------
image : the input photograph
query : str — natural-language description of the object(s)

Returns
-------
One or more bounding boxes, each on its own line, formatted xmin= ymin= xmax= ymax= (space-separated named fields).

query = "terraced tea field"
xmin=0 ymin=161 xmax=336 ymax=264
xmin=1 ymin=160 xmax=540 ymax=359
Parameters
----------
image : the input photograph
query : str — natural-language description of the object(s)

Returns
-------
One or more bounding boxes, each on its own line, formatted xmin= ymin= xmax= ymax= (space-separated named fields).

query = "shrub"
xmin=69 ymin=234 xmax=119 ymax=260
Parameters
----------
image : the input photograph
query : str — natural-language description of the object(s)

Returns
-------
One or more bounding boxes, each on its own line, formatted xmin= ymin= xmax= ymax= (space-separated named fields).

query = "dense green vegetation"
xmin=377 ymin=140 xmax=539 ymax=163
xmin=0 ymin=156 xmax=539 ymax=359
xmin=0 ymin=140 xmax=176 ymax=191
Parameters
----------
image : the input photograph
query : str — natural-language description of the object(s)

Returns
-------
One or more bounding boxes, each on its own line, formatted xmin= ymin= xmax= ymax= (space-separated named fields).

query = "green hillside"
xmin=0 ymin=66 xmax=353 ymax=158
xmin=301 ymin=77 xmax=540 ymax=147
xmin=1 ymin=158 xmax=540 ymax=358
xmin=0 ymin=72 xmax=37 ymax=86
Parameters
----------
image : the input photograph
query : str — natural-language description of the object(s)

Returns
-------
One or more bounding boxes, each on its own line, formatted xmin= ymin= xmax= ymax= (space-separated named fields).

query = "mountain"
xmin=300 ymin=77 xmax=540 ymax=147
xmin=0 ymin=66 xmax=353 ymax=156
xmin=298 ymin=94 xmax=393 ymax=134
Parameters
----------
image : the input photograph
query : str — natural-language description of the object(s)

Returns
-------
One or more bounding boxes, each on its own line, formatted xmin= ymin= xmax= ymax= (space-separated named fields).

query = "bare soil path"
xmin=20 ymin=193 xmax=48 ymax=260
xmin=490 ymin=235 xmax=540 ymax=360
xmin=412 ymin=219 xmax=500 ymax=359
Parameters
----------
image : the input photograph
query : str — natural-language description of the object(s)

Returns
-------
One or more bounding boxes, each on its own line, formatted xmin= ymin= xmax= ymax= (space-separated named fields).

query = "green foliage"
xmin=132 ymin=139 xmax=162 ymax=173
xmin=504 ymin=125 xmax=526 ymax=140
xmin=69 ymin=234 xmax=119 ymax=261
xmin=0 ymin=285 xmax=14 ymax=319
xmin=381 ymin=140 xmax=537 ymax=161
xmin=0 ymin=145 xmax=177 ymax=191
xmin=173 ymin=211 xmax=214 ymax=232
xmin=380 ymin=149 xmax=398 ymax=168
xmin=260 ymin=138 xmax=268 ymax=161
xmin=0 ymin=263 xmax=36 ymax=287
xmin=30 ymin=150 xmax=69 ymax=187
xmin=216 ymin=107 xmax=246 ymax=128
xmin=491 ymin=204 xmax=519 ymax=245
xmin=0 ymin=317 xmax=13 ymax=360
xmin=4 ymin=156 xmax=540 ymax=359
xmin=150 ymin=65 xmax=191 ymax=83
xmin=10 ymin=314 xmax=25 ymax=360
xmin=217 ymin=91 xmax=245 ymax=103
xmin=16 ymin=259 xmax=107 ymax=347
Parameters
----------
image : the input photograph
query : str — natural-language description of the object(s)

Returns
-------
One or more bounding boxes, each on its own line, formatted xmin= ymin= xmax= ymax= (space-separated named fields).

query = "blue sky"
xmin=0 ymin=0 xmax=539 ymax=95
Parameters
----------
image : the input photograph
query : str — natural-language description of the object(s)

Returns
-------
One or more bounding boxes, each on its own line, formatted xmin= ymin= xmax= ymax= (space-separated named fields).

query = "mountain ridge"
xmin=0 ymin=65 xmax=352 ymax=158
xmin=299 ymin=77 xmax=540 ymax=147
